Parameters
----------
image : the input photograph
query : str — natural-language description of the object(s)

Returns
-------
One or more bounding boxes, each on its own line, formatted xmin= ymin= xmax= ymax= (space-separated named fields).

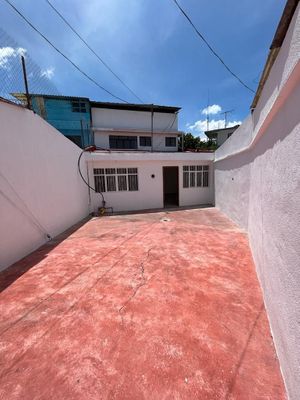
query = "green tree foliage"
xmin=178 ymin=133 xmax=218 ymax=151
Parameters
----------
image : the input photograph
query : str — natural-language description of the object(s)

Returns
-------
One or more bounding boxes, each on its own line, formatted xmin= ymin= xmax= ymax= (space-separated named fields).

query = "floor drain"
xmin=161 ymin=218 xmax=171 ymax=222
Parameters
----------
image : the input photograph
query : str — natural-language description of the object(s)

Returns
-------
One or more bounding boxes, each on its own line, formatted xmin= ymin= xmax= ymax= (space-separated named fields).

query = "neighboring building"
xmin=91 ymin=102 xmax=181 ymax=152
xmin=13 ymin=94 xmax=92 ymax=148
xmin=205 ymin=125 xmax=240 ymax=147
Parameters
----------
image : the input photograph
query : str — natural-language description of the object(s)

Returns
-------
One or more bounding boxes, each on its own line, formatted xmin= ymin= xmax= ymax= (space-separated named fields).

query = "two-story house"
xmin=91 ymin=101 xmax=180 ymax=152
xmin=85 ymin=102 xmax=214 ymax=213
xmin=13 ymin=94 xmax=214 ymax=212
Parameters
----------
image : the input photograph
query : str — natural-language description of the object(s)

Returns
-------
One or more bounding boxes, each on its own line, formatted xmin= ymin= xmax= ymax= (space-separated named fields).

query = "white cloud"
xmin=0 ymin=47 xmax=26 ymax=68
xmin=201 ymin=104 xmax=222 ymax=115
xmin=187 ymin=118 xmax=241 ymax=138
xmin=41 ymin=67 xmax=55 ymax=79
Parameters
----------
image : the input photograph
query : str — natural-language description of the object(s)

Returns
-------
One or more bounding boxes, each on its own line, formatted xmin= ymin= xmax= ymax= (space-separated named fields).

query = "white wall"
xmin=91 ymin=108 xmax=178 ymax=131
xmin=0 ymin=101 xmax=90 ymax=271
xmin=94 ymin=131 xmax=178 ymax=152
xmin=87 ymin=153 xmax=214 ymax=212
xmin=214 ymin=5 xmax=300 ymax=399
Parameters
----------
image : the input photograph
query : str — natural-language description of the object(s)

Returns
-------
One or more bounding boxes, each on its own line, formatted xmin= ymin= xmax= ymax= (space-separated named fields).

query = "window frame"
xmin=93 ymin=167 xmax=139 ymax=192
xmin=165 ymin=137 xmax=177 ymax=147
xmin=71 ymin=100 xmax=87 ymax=113
xmin=109 ymin=135 xmax=138 ymax=150
xmin=139 ymin=136 xmax=152 ymax=147
xmin=182 ymin=165 xmax=209 ymax=188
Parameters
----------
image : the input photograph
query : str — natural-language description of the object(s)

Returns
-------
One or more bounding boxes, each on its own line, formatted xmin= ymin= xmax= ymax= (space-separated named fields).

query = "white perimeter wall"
xmin=214 ymin=5 xmax=300 ymax=399
xmin=86 ymin=153 xmax=214 ymax=212
xmin=0 ymin=101 xmax=90 ymax=271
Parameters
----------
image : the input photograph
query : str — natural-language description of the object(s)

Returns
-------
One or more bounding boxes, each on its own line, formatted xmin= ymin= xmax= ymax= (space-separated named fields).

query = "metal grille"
xmin=0 ymin=28 xmax=59 ymax=106
xmin=183 ymin=165 xmax=209 ymax=188
xmin=109 ymin=136 xmax=137 ymax=149
xmin=128 ymin=174 xmax=138 ymax=191
xmin=94 ymin=167 xmax=138 ymax=192
xmin=94 ymin=175 xmax=105 ymax=193
xmin=106 ymin=176 xmax=116 ymax=192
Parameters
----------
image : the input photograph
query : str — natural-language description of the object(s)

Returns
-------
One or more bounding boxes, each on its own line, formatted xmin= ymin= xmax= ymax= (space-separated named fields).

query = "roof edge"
xmin=250 ymin=0 xmax=299 ymax=109
xmin=90 ymin=101 xmax=181 ymax=113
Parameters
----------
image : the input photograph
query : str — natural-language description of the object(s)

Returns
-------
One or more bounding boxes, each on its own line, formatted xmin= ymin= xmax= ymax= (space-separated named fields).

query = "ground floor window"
xmin=183 ymin=165 xmax=209 ymax=188
xmin=94 ymin=168 xmax=138 ymax=192
xmin=109 ymin=135 xmax=137 ymax=149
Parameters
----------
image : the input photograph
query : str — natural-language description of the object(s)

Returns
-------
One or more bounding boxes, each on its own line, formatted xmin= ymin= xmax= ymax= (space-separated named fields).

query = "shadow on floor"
xmin=106 ymin=204 xmax=214 ymax=217
xmin=0 ymin=217 xmax=91 ymax=293
xmin=225 ymin=303 xmax=265 ymax=399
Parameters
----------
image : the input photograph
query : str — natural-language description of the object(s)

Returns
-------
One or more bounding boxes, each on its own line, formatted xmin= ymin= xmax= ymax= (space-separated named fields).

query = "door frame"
xmin=162 ymin=166 xmax=179 ymax=207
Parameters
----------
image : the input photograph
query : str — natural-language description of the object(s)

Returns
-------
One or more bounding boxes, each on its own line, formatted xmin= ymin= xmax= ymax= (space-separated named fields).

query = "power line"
xmin=171 ymin=0 xmax=255 ymax=93
xmin=3 ymin=0 xmax=129 ymax=103
xmin=45 ymin=0 xmax=144 ymax=103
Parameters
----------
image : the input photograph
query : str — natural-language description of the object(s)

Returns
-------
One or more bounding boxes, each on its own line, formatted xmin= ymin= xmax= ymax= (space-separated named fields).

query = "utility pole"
xmin=21 ymin=56 xmax=31 ymax=110
xmin=151 ymin=104 xmax=154 ymax=152
xmin=220 ymin=109 xmax=234 ymax=128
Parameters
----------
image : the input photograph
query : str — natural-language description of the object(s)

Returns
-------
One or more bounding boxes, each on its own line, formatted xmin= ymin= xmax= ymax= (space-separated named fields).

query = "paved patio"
xmin=0 ymin=208 xmax=285 ymax=399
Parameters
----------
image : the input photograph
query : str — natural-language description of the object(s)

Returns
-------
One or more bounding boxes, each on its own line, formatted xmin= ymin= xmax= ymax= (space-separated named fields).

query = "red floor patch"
xmin=0 ymin=208 xmax=286 ymax=399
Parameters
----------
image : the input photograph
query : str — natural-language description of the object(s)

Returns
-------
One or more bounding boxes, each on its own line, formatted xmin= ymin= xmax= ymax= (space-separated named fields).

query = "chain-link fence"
xmin=0 ymin=28 xmax=59 ymax=106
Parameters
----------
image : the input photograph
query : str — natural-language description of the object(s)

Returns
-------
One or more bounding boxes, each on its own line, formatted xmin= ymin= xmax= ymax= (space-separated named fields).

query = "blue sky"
xmin=0 ymin=0 xmax=286 ymax=137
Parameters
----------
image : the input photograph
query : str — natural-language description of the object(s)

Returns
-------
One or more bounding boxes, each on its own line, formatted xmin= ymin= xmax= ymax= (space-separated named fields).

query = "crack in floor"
xmin=118 ymin=248 xmax=153 ymax=325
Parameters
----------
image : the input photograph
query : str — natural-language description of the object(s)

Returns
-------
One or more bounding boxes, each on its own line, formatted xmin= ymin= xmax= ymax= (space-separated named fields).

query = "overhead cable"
xmin=172 ymin=0 xmax=255 ymax=93
xmin=45 ymin=0 xmax=144 ymax=103
xmin=4 ymin=0 xmax=129 ymax=103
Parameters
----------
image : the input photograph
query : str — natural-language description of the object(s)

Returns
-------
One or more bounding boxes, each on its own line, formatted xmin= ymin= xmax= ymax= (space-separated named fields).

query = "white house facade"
xmin=85 ymin=102 xmax=214 ymax=213
xmin=86 ymin=151 xmax=214 ymax=213
xmin=91 ymin=102 xmax=180 ymax=152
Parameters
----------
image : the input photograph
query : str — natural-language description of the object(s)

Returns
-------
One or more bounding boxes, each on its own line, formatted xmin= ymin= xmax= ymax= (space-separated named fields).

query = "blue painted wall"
xmin=31 ymin=96 xmax=92 ymax=148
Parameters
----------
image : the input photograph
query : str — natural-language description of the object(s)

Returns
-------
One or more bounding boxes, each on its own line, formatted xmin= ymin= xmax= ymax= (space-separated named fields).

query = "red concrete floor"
xmin=0 ymin=208 xmax=286 ymax=400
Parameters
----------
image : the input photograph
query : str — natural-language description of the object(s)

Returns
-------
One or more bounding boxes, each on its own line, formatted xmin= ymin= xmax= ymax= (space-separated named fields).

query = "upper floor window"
xmin=139 ymin=136 xmax=152 ymax=147
xmin=165 ymin=137 xmax=177 ymax=147
xmin=109 ymin=135 xmax=137 ymax=150
xmin=183 ymin=165 xmax=209 ymax=188
xmin=71 ymin=100 xmax=86 ymax=113
xmin=94 ymin=168 xmax=138 ymax=192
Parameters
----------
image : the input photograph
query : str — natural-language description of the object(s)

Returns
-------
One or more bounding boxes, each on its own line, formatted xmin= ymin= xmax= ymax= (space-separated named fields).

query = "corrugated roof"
xmin=11 ymin=94 xmax=181 ymax=114
xmin=90 ymin=101 xmax=181 ymax=113
xmin=12 ymin=93 xmax=90 ymax=102
xmin=204 ymin=125 xmax=240 ymax=137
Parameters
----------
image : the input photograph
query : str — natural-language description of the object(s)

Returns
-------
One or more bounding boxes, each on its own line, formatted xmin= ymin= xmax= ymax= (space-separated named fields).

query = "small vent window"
xmin=71 ymin=100 xmax=87 ymax=113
